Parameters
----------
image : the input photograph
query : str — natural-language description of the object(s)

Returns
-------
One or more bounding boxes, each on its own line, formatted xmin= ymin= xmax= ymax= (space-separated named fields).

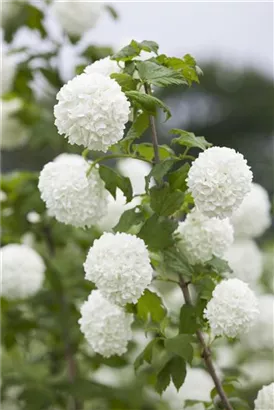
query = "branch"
xmin=179 ymin=278 xmax=234 ymax=410
xmin=144 ymin=83 xmax=160 ymax=164
xmin=86 ymin=153 xmax=152 ymax=176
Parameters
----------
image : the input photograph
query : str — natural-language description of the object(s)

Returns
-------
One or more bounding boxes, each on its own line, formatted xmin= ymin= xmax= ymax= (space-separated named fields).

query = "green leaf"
xmin=150 ymin=184 xmax=185 ymax=217
xmin=112 ymin=40 xmax=159 ymax=61
xmin=165 ymin=335 xmax=193 ymax=363
xmin=155 ymin=364 xmax=171 ymax=395
xmin=138 ymin=214 xmax=178 ymax=251
xmin=39 ymin=67 xmax=62 ymax=89
xmin=162 ymin=247 xmax=192 ymax=278
xmin=82 ymin=45 xmax=113 ymax=61
xmin=170 ymin=129 xmax=212 ymax=151
xmin=126 ymin=91 xmax=171 ymax=121
xmin=137 ymin=289 xmax=166 ymax=323
xmin=134 ymin=338 xmax=161 ymax=370
xmin=169 ymin=356 xmax=187 ymax=391
xmin=206 ymin=256 xmax=233 ymax=274
xmin=146 ymin=159 xmax=176 ymax=188
xmin=123 ymin=112 xmax=149 ymax=143
xmin=105 ymin=4 xmax=119 ymax=19
xmin=179 ymin=305 xmax=198 ymax=334
xmin=136 ymin=61 xmax=187 ymax=87
xmin=114 ymin=207 xmax=144 ymax=233
xmin=110 ymin=73 xmax=138 ymax=92
xmin=168 ymin=163 xmax=190 ymax=192
xmin=157 ymin=54 xmax=200 ymax=85
xmin=133 ymin=143 xmax=175 ymax=162
xmin=99 ymin=165 xmax=132 ymax=202
xmin=25 ymin=4 xmax=46 ymax=37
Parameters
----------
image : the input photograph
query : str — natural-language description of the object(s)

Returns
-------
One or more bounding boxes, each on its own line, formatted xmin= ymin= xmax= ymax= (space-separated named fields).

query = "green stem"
xmin=144 ymin=83 xmax=160 ymax=164
xmin=86 ymin=153 xmax=152 ymax=176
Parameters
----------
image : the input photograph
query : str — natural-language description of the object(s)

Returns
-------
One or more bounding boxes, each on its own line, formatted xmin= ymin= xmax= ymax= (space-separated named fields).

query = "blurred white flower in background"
xmin=204 ymin=278 xmax=259 ymax=338
xmin=54 ymin=73 xmax=130 ymax=152
xmin=241 ymin=294 xmax=274 ymax=351
xmin=177 ymin=208 xmax=234 ymax=265
xmin=84 ymin=232 xmax=153 ymax=305
xmin=84 ymin=57 xmax=122 ymax=77
xmin=0 ymin=99 xmax=30 ymax=150
xmin=230 ymin=182 xmax=271 ymax=238
xmin=79 ymin=290 xmax=133 ymax=357
xmin=1 ymin=244 xmax=45 ymax=299
xmin=187 ymin=147 xmax=253 ymax=219
xmin=51 ymin=0 xmax=103 ymax=37
xmin=254 ymin=383 xmax=274 ymax=410
xmin=26 ymin=211 xmax=41 ymax=224
xmin=1 ymin=47 xmax=16 ymax=95
xmin=0 ymin=190 xmax=7 ymax=202
xmin=225 ymin=239 xmax=263 ymax=286
xmin=117 ymin=158 xmax=152 ymax=195
xmin=20 ymin=232 xmax=36 ymax=248
xmin=38 ymin=154 xmax=108 ymax=228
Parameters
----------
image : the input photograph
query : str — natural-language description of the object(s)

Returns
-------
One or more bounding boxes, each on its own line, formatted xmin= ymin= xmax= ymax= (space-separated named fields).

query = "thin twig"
xmin=86 ymin=153 xmax=152 ymax=176
xmin=144 ymin=83 xmax=160 ymax=164
xmin=179 ymin=277 xmax=234 ymax=410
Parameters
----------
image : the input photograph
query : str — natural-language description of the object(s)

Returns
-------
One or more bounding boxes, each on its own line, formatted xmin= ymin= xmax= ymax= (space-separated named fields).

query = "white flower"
xmin=26 ymin=211 xmax=41 ymax=224
xmin=84 ymin=232 xmax=153 ymax=305
xmin=0 ymin=99 xmax=29 ymax=150
xmin=230 ymin=183 xmax=271 ymax=238
xmin=38 ymin=154 xmax=108 ymax=228
xmin=241 ymin=294 xmax=274 ymax=351
xmin=51 ymin=0 xmax=103 ymax=37
xmin=78 ymin=290 xmax=133 ymax=357
xmin=54 ymin=73 xmax=130 ymax=152
xmin=225 ymin=239 xmax=263 ymax=286
xmin=0 ymin=190 xmax=7 ymax=202
xmin=187 ymin=147 xmax=253 ymax=219
xmin=117 ymin=158 xmax=152 ymax=195
xmin=1 ymin=48 xmax=16 ymax=95
xmin=84 ymin=57 xmax=122 ymax=78
xmin=1 ymin=244 xmax=45 ymax=299
xmin=177 ymin=208 xmax=234 ymax=264
xmin=254 ymin=383 xmax=274 ymax=410
xmin=204 ymin=278 xmax=259 ymax=338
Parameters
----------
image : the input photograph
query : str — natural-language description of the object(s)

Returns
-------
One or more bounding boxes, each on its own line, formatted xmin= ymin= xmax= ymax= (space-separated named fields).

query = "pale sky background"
xmin=87 ymin=1 xmax=273 ymax=77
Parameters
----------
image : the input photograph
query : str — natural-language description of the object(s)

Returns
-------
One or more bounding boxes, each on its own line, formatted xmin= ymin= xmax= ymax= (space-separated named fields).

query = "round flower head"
xmin=241 ymin=294 xmax=274 ymax=351
xmin=1 ymin=48 xmax=16 ymax=95
xmin=0 ymin=99 xmax=29 ymax=150
xmin=54 ymin=72 xmax=130 ymax=152
xmin=230 ymin=183 xmax=271 ymax=238
xmin=84 ymin=57 xmax=122 ymax=78
xmin=187 ymin=147 xmax=253 ymax=219
xmin=254 ymin=383 xmax=274 ymax=410
xmin=79 ymin=290 xmax=133 ymax=357
xmin=84 ymin=232 xmax=153 ymax=305
xmin=204 ymin=278 xmax=259 ymax=338
xmin=177 ymin=208 xmax=234 ymax=265
xmin=225 ymin=239 xmax=262 ymax=286
xmin=38 ymin=154 xmax=108 ymax=228
xmin=1 ymin=244 xmax=45 ymax=299
xmin=52 ymin=0 xmax=103 ymax=37
xmin=117 ymin=158 xmax=152 ymax=195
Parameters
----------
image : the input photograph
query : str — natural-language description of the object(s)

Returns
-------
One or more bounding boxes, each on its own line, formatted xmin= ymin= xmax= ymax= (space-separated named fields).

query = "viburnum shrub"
xmin=1 ymin=6 xmax=273 ymax=407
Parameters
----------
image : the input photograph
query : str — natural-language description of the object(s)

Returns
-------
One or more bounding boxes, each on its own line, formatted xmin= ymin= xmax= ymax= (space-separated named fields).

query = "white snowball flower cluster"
xmin=1 ymin=48 xmax=16 ymax=95
xmin=54 ymin=73 xmax=130 ymax=152
xmin=204 ymin=278 xmax=259 ymax=338
xmin=38 ymin=153 xmax=108 ymax=228
xmin=84 ymin=57 xmax=122 ymax=78
xmin=51 ymin=0 xmax=103 ymax=37
xmin=0 ymin=99 xmax=29 ymax=150
xmin=254 ymin=383 xmax=274 ymax=410
xmin=230 ymin=183 xmax=271 ymax=238
xmin=84 ymin=232 xmax=153 ymax=305
xmin=117 ymin=158 xmax=152 ymax=195
xmin=79 ymin=290 xmax=133 ymax=358
xmin=242 ymin=294 xmax=274 ymax=351
xmin=187 ymin=147 xmax=253 ymax=219
xmin=1 ymin=244 xmax=45 ymax=299
xmin=177 ymin=208 xmax=234 ymax=265
xmin=225 ymin=239 xmax=262 ymax=286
